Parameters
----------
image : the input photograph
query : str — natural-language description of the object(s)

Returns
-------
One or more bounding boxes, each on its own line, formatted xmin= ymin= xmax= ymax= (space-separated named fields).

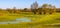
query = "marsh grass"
xmin=0 ymin=12 xmax=60 ymax=28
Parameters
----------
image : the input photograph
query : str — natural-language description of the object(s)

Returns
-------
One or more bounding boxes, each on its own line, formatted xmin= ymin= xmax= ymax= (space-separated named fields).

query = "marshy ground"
xmin=0 ymin=12 xmax=60 ymax=28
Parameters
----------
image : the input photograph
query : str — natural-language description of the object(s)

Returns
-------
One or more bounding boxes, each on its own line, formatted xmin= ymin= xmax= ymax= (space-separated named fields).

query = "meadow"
xmin=0 ymin=11 xmax=60 ymax=28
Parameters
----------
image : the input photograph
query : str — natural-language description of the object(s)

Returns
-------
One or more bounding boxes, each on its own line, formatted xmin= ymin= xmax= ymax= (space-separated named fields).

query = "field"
xmin=0 ymin=11 xmax=60 ymax=28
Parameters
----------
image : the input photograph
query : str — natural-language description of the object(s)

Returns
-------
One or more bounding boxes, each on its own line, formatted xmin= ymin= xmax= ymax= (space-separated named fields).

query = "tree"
xmin=42 ymin=4 xmax=48 ymax=14
xmin=42 ymin=4 xmax=48 ymax=8
xmin=12 ymin=7 xmax=16 ymax=13
xmin=38 ymin=8 xmax=42 ymax=14
xmin=48 ymin=4 xmax=56 ymax=14
xmin=6 ymin=8 xmax=12 ymax=13
xmin=31 ymin=1 xmax=38 ymax=14
xmin=24 ymin=8 xmax=27 ymax=12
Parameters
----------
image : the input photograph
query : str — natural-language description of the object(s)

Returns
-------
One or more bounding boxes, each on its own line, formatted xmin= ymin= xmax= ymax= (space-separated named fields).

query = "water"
xmin=16 ymin=18 xmax=31 ymax=22
xmin=0 ymin=18 xmax=31 ymax=24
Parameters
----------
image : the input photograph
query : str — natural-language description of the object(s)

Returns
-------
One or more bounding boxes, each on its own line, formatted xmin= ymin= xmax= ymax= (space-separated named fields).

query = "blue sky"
xmin=0 ymin=0 xmax=60 ymax=9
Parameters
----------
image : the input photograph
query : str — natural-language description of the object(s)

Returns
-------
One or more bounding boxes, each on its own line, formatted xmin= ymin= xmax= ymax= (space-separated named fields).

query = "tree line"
xmin=0 ymin=4 xmax=60 ymax=14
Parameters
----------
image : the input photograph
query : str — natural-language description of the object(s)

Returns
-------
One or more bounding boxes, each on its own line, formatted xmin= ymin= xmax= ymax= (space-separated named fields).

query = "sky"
xmin=0 ymin=0 xmax=60 ymax=9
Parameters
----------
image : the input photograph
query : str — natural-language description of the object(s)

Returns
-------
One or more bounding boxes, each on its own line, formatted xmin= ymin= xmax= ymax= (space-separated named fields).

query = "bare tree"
xmin=31 ymin=1 xmax=38 ymax=14
xmin=12 ymin=7 xmax=16 ymax=13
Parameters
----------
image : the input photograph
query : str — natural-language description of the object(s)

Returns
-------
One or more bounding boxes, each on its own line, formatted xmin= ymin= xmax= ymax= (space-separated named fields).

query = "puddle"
xmin=16 ymin=18 xmax=31 ymax=22
xmin=0 ymin=17 xmax=32 ymax=24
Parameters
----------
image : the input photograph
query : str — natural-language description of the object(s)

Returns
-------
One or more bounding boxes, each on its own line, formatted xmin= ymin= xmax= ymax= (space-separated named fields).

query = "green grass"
xmin=0 ymin=12 xmax=60 ymax=28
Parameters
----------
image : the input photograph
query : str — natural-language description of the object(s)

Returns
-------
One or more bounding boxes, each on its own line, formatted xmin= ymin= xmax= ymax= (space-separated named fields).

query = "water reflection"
xmin=0 ymin=18 xmax=31 ymax=24
xmin=16 ymin=18 xmax=31 ymax=22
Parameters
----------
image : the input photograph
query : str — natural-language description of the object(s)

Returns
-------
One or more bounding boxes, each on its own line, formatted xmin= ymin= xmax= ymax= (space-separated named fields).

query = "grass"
xmin=0 ymin=12 xmax=60 ymax=28
xmin=40 ymin=13 xmax=60 ymax=24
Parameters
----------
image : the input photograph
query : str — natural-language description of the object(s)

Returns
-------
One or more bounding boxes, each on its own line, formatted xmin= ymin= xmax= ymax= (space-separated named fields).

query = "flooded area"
xmin=0 ymin=17 xmax=32 ymax=24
